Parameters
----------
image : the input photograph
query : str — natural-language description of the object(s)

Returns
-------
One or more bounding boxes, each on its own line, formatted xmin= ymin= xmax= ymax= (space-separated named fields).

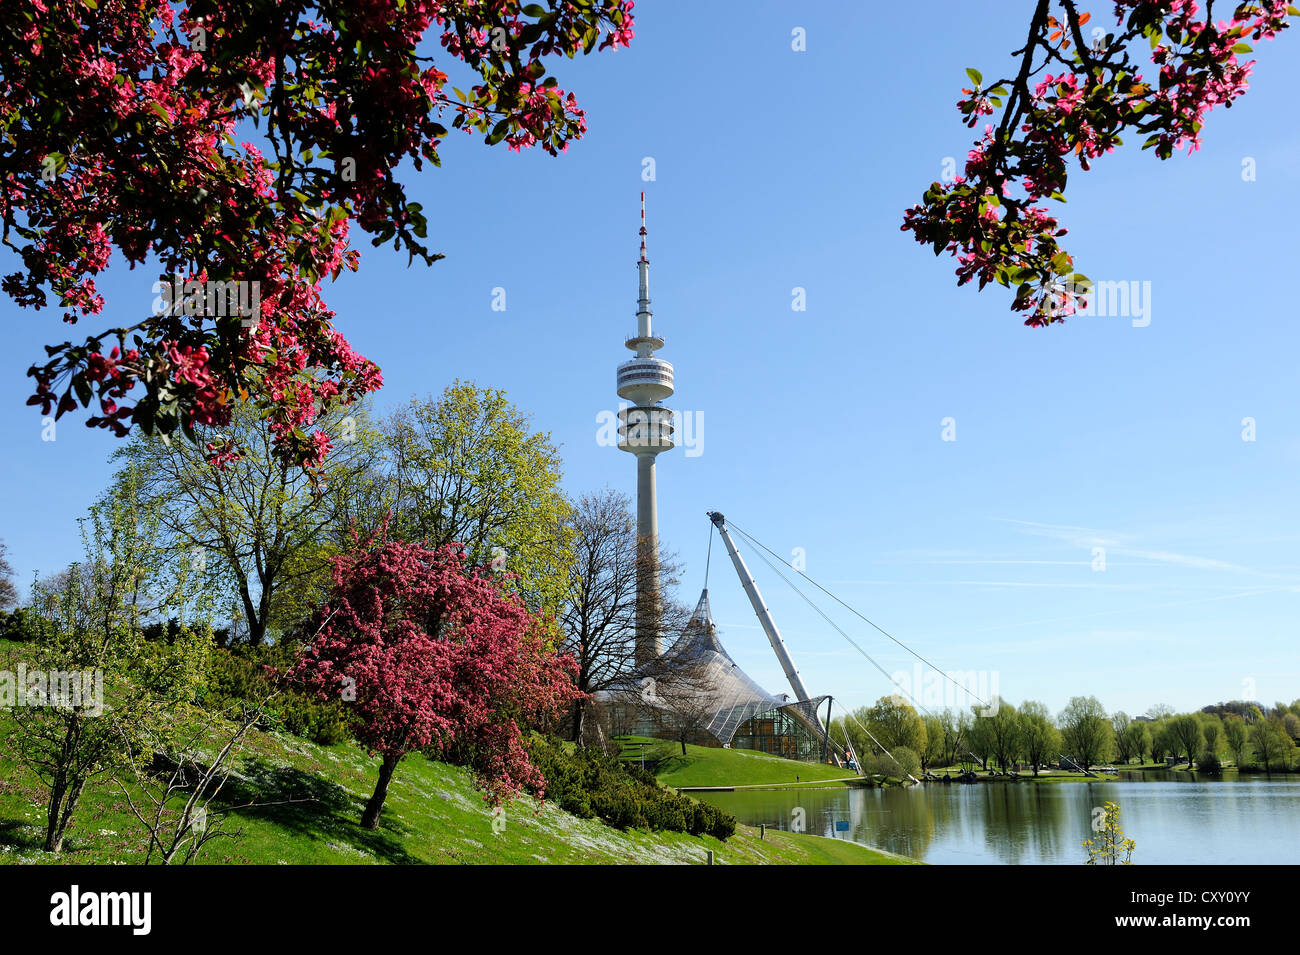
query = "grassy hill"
xmin=640 ymin=740 xmax=860 ymax=789
xmin=0 ymin=716 xmax=912 ymax=865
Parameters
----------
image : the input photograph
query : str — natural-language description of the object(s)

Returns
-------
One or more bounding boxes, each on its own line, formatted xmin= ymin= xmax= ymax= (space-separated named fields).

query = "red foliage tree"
xmin=903 ymin=0 xmax=1293 ymax=324
xmin=1 ymin=0 xmax=634 ymax=469
xmin=292 ymin=536 xmax=580 ymax=830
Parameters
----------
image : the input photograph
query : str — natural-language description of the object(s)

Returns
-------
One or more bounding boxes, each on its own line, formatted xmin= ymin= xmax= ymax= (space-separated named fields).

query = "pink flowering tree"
xmin=902 ymin=1 xmax=1293 ymax=324
xmin=291 ymin=536 xmax=581 ymax=830
xmin=1 ymin=0 xmax=634 ymax=470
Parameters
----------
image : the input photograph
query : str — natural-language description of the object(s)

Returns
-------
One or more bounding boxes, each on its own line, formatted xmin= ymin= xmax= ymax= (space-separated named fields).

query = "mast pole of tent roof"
xmin=706 ymin=511 xmax=812 ymax=702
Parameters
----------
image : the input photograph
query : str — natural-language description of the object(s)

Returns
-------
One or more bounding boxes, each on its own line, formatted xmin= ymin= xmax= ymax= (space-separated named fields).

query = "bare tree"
xmin=0 ymin=539 xmax=17 ymax=610
xmin=114 ymin=689 xmax=317 ymax=864
xmin=115 ymin=696 xmax=270 ymax=864
xmin=640 ymin=636 xmax=725 ymax=756
xmin=557 ymin=488 xmax=686 ymax=744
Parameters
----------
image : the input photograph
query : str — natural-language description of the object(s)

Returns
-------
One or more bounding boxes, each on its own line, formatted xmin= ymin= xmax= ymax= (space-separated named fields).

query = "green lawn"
xmin=645 ymin=740 xmax=859 ymax=789
xmin=0 ymin=715 xmax=908 ymax=865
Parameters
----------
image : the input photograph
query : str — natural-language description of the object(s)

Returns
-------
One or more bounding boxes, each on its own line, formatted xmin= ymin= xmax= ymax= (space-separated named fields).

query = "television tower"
xmin=617 ymin=192 xmax=675 ymax=666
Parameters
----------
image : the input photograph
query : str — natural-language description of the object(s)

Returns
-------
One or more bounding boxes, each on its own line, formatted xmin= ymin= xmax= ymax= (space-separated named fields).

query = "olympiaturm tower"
xmin=617 ymin=193 xmax=674 ymax=667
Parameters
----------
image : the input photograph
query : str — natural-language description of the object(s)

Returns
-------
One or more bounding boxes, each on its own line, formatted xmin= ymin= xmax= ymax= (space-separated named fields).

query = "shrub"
xmin=0 ymin=608 xmax=36 ymax=643
xmin=200 ymin=644 xmax=353 ymax=746
xmin=1197 ymin=753 xmax=1223 ymax=774
xmin=866 ymin=745 xmax=921 ymax=780
xmin=524 ymin=736 xmax=736 ymax=839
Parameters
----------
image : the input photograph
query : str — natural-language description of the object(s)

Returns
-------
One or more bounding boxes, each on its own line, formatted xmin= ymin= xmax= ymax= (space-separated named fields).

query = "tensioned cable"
xmin=725 ymin=518 xmax=988 ymax=708
xmin=734 ymin=534 xmax=937 ymax=720
xmin=845 ymin=708 xmax=920 ymax=784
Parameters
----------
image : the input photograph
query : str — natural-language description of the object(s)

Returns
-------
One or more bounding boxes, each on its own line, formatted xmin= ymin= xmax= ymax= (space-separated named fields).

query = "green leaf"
xmin=149 ymin=102 xmax=171 ymax=124
xmin=966 ymin=67 xmax=983 ymax=87
xmin=1231 ymin=42 xmax=1253 ymax=53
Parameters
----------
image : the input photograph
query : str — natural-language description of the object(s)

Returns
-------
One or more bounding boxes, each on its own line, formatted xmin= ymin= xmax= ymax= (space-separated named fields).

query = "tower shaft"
xmin=616 ymin=192 xmax=674 ymax=666
xmin=635 ymin=455 xmax=661 ymax=665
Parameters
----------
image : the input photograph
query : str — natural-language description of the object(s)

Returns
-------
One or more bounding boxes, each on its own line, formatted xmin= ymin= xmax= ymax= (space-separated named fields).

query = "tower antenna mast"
xmin=617 ymin=193 xmax=676 ymax=665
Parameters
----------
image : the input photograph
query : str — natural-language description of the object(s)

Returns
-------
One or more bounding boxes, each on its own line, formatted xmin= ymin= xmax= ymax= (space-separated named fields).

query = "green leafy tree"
xmin=862 ymin=696 xmax=927 ymax=753
xmin=1127 ymin=723 xmax=1151 ymax=766
xmin=1150 ymin=719 xmax=1175 ymax=763
xmin=868 ymin=745 xmax=921 ymax=781
xmin=1223 ymin=715 xmax=1248 ymax=767
xmin=1058 ymin=695 xmax=1114 ymax=772
xmin=8 ymin=471 xmax=210 ymax=852
xmin=921 ymin=714 xmax=946 ymax=770
xmin=1018 ymin=700 xmax=1060 ymax=776
xmin=1168 ymin=714 xmax=1203 ymax=768
xmin=1112 ymin=711 xmax=1135 ymax=764
xmin=111 ymin=397 xmax=379 ymax=645
xmin=983 ymin=698 xmax=1021 ymax=772
xmin=1250 ymin=719 xmax=1296 ymax=774
xmin=966 ymin=705 xmax=996 ymax=771
xmin=378 ymin=383 xmax=575 ymax=622
xmin=938 ymin=708 xmax=970 ymax=768
xmin=1201 ymin=716 xmax=1223 ymax=761
xmin=1282 ymin=712 xmax=1300 ymax=742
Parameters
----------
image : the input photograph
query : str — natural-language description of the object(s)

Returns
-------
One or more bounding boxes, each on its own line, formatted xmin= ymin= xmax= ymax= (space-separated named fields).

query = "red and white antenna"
xmin=639 ymin=190 xmax=648 ymax=262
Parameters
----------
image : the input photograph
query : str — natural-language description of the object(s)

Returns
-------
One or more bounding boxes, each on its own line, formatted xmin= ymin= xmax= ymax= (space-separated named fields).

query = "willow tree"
xmin=1018 ymin=701 xmax=1060 ymax=776
xmin=1059 ymin=695 xmax=1114 ymax=772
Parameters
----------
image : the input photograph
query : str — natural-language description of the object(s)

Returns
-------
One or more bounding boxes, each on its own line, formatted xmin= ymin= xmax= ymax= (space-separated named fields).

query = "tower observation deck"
xmin=618 ymin=193 xmax=674 ymax=666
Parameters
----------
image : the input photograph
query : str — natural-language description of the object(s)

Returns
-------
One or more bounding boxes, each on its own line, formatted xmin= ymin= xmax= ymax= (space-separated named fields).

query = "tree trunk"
xmin=361 ymin=753 xmax=401 ymax=830
xmin=44 ymin=776 xmax=84 ymax=852
xmin=572 ymin=700 xmax=584 ymax=746
xmin=680 ymin=737 xmax=687 ymax=756
xmin=238 ymin=582 xmax=267 ymax=646
xmin=44 ymin=777 xmax=67 ymax=852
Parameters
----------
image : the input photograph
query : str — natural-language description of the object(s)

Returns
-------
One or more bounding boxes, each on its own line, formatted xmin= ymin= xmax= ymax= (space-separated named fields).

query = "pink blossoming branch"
xmin=901 ymin=0 xmax=1294 ymax=325
xmin=1 ymin=0 xmax=634 ymax=472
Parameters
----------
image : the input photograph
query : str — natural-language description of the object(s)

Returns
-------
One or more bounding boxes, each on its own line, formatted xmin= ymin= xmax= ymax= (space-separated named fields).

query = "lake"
xmin=694 ymin=772 xmax=1300 ymax=864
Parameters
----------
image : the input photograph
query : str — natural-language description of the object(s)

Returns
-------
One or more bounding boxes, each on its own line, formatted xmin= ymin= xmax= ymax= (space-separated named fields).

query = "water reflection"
xmin=695 ymin=775 xmax=1300 ymax=864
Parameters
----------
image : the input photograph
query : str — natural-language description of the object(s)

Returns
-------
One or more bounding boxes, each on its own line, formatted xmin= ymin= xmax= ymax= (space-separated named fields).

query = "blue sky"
xmin=3 ymin=2 xmax=1299 ymax=720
